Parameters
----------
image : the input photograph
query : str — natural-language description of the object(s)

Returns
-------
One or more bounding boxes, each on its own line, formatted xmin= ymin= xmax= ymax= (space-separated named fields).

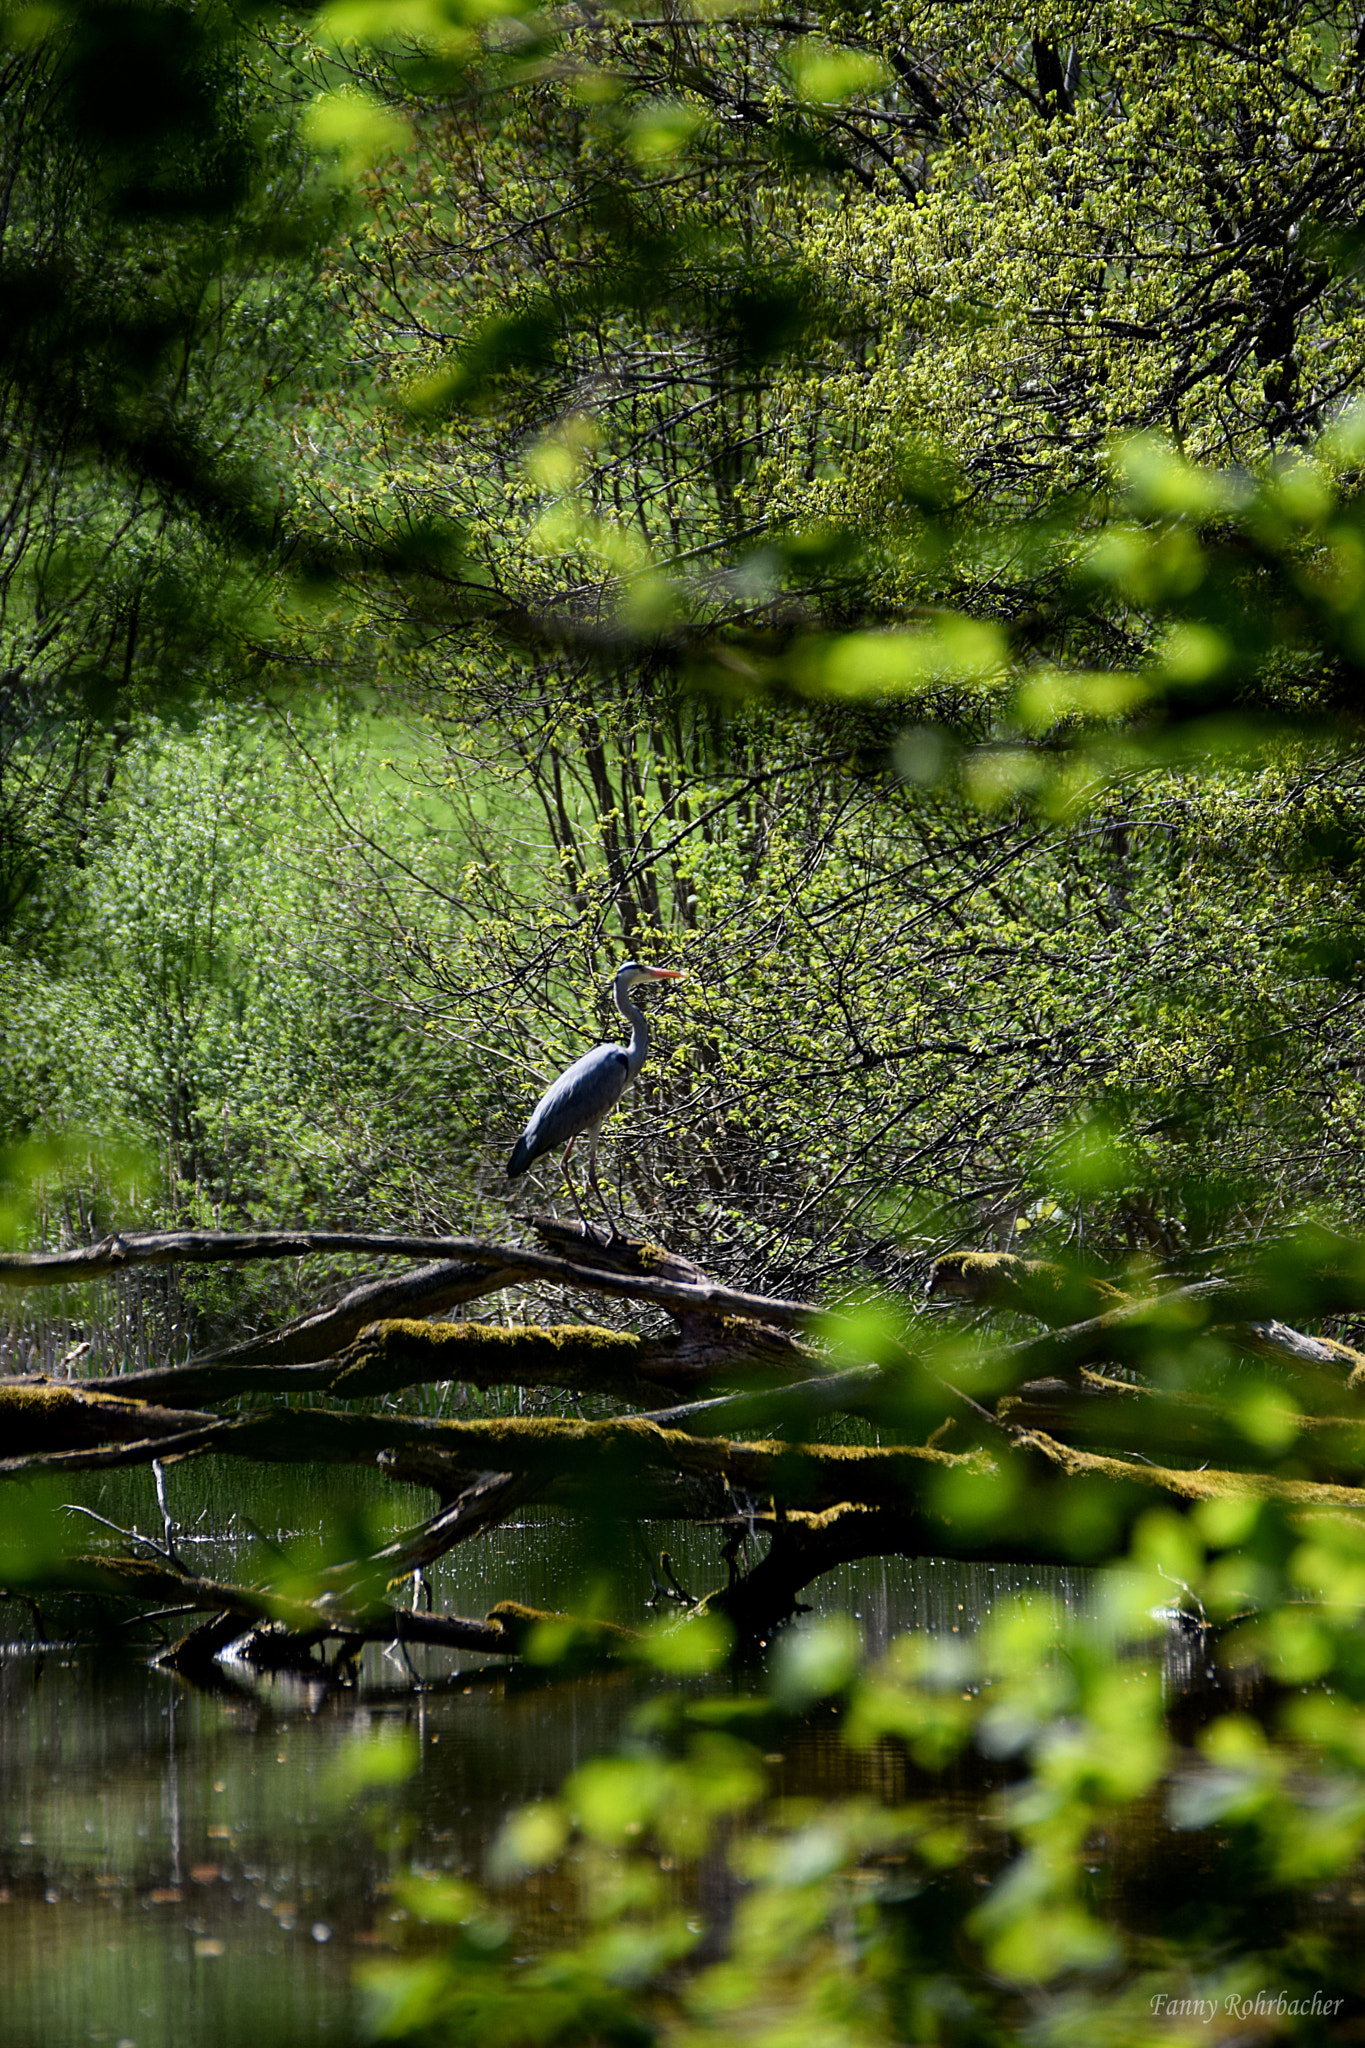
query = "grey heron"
xmin=507 ymin=960 xmax=684 ymax=1236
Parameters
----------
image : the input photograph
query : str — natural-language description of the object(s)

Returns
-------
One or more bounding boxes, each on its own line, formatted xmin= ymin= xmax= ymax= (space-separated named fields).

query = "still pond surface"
xmin=0 ymin=1466 xmax=1164 ymax=2048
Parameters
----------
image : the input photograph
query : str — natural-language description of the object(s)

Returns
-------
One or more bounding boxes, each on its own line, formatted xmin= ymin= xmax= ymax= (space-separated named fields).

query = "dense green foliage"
xmin=12 ymin=3 xmax=1365 ymax=2041
xmin=0 ymin=0 xmax=341 ymax=951
xmin=355 ymin=1569 xmax=1365 ymax=2046
xmin=11 ymin=0 xmax=1365 ymax=1298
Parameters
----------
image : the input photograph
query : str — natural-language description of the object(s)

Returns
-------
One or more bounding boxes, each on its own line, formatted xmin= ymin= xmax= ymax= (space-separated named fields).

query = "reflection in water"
xmin=0 ymin=1508 xmax=1189 ymax=2048
xmin=0 ymin=1637 xmax=695 ymax=2048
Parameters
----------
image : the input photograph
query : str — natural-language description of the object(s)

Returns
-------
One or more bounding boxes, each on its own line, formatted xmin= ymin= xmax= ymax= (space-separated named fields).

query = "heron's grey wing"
xmin=507 ymin=1045 xmax=631 ymax=1176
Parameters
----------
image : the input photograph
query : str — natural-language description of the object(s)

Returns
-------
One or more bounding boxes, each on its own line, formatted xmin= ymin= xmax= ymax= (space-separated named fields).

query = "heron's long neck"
xmin=616 ymin=985 xmax=649 ymax=1081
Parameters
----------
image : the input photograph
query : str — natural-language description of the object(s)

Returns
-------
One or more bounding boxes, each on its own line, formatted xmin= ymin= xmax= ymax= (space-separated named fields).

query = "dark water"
xmin=0 ymin=1641 xmax=684 ymax=2048
xmin=0 ymin=1462 xmax=1177 ymax=2048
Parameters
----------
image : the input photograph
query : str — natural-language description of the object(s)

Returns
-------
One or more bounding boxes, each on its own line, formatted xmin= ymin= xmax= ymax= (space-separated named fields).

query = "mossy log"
xmin=155 ymin=1257 xmax=533 ymax=1370
xmin=709 ymin=1437 xmax=1365 ymax=1636
xmin=4 ymin=1222 xmax=813 ymax=1408
xmin=927 ymin=1250 xmax=1365 ymax=1379
xmin=373 ymin=1414 xmax=986 ymax=1518
xmin=647 ymin=1357 xmax=1365 ymax=1481
xmin=936 ymin=1264 xmax=1365 ymax=1396
xmin=1006 ymin=1288 xmax=1343 ymax=1386
xmin=0 ymin=1400 xmax=983 ymax=1511
xmin=10 ymin=1390 xmax=1363 ymax=1547
xmin=926 ymin=1251 xmax=1132 ymax=1324
xmin=14 ymin=1225 xmax=1365 ymax=1669
xmin=998 ymin=1372 xmax=1365 ymax=1479
xmin=1015 ymin=1427 xmax=1365 ymax=1509
xmin=0 ymin=1379 xmax=218 ymax=1453
xmin=73 ymin=1310 xmax=813 ymax=1412
xmin=10 ymin=1405 xmax=1365 ymax=1660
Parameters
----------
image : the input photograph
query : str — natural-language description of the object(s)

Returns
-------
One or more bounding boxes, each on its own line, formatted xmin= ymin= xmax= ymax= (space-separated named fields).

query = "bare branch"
xmin=0 ymin=1226 xmax=820 ymax=1327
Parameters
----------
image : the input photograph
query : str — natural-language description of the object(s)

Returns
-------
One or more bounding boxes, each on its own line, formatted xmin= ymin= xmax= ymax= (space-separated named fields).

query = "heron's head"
xmin=615 ymin=960 xmax=685 ymax=994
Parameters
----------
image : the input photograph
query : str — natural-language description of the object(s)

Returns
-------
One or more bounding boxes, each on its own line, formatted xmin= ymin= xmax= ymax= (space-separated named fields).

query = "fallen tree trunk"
xmin=0 ymin=1401 xmax=982 ymax=1510
xmin=7 ymin=1391 xmax=1365 ymax=1529
xmin=930 ymin=1253 xmax=1365 ymax=1390
xmin=995 ymin=1373 xmax=1365 ymax=1479
xmin=10 ymin=1225 xmax=1365 ymax=1679
xmin=66 ymin=1322 xmax=728 ymax=1411
xmin=10 ymin=1423 xmax=1365 ymax=1667
xmin=69 ymin=1310 xmax=813 ymax=1411
xmin=173 ymin=1257 xmax=534 ymax=1368
xmin=0 ymin=1223 xmax=819 ymax=1329
xmin=9 ymin=1337 xmax=1365 ymax=1502
xmin=0 ymin=1380 xmax=219 ymax=1453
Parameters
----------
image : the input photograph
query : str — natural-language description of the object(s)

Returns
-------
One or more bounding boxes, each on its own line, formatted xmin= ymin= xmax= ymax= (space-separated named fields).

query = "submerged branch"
xmin=81 ymin=1554 xmax=513 ymax=1652
xmin=43 ymin=1557 xmax=634 ymax=1668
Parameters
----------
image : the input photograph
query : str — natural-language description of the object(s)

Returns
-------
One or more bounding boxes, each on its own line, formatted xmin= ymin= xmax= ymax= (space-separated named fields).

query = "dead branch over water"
xmin=0 ymin=1224 xmax=818 ymax=1328
xmin=3 ymin=1230 xmax=1364 ymax=1677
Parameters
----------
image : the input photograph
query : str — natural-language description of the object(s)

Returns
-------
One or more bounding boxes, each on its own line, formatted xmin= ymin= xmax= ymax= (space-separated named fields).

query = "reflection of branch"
xmin=77 ymin=1555 xmax=514 ymax=1654
xmin=52 ymin=1555 xmax=639 ymax=1676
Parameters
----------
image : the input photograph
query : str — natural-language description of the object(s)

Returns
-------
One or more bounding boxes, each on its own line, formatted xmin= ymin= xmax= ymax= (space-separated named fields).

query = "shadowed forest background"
xmin=10 ymin=3 xmax=1365 ymax=2044
xmin=9 ymin=0 xmax=1365 ymax=1352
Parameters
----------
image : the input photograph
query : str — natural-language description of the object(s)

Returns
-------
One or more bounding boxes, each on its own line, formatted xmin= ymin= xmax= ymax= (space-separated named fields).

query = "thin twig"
xmin=60 ymin=1503 xmax=181 ymax=1569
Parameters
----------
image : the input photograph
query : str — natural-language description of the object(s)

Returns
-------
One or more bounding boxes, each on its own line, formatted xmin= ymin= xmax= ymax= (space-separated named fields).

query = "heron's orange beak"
xmin=646 ymin=967 xmax=685 ymax=980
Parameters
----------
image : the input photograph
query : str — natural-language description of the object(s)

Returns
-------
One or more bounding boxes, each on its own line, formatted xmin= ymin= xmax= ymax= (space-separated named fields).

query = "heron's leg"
xmin=558 ymin=1138 xmax=594 ymax=1234
xmin=585 ymin=1133 xmax=618 ymax=1240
